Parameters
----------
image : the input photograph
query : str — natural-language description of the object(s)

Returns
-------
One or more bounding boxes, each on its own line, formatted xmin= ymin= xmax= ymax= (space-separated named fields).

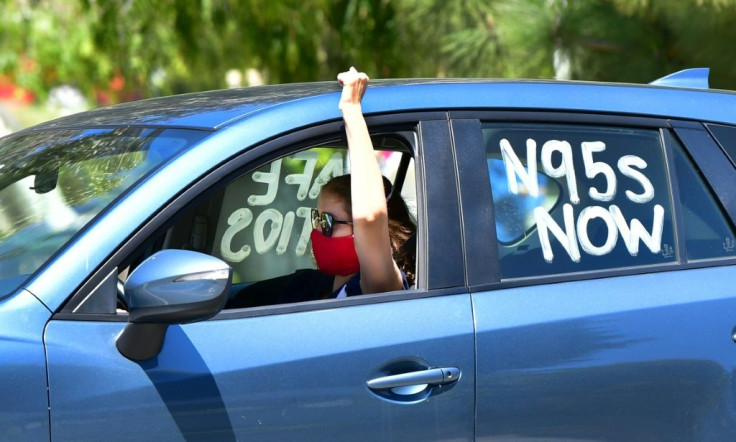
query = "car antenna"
xmin=649 ymin=68 xmax=710 ymax=89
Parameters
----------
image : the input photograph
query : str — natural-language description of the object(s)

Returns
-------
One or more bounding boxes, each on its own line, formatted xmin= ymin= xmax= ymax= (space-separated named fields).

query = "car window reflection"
xmin=0 ymin=128 xmax=207 ymax=298
xmin=489 ymin=158 xmax=561 ymax=244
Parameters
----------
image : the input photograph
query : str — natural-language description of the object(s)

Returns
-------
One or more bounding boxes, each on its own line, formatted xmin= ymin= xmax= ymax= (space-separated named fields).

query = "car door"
xmin=44 ymin=117 xmax=476 ymax=441
xmin=452 ymin=114 xmax=736 ymax=441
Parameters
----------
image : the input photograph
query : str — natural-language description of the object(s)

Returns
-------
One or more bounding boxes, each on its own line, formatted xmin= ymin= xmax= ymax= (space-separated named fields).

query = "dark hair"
xmin=320 ymin=174 xmax=416 ymax=285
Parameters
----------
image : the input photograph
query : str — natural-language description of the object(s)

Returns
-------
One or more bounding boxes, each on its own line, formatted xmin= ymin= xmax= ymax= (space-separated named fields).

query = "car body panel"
xmin=19 ymin=80 xmax=736 ymax=135
xmin=46 ymin=294 xmax=475 ymax=441
xmin=672 ymin=124 xmax=736 ymax=221
xmin=0 ymin=290 xmax=51 ymax=441
xmin=473 ymin=266 xmax=736 ymax=441
xmin=23 ymin=82 xmax=341 ymax=131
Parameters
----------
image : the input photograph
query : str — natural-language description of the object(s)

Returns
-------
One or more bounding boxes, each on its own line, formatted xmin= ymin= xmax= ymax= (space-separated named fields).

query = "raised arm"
xmin=337 ymin=67 xmax=403 ymax=293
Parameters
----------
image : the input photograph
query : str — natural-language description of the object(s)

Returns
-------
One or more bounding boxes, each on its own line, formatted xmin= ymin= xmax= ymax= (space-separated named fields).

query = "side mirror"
xmin=116 ymin=249 xmax=231 ymax=361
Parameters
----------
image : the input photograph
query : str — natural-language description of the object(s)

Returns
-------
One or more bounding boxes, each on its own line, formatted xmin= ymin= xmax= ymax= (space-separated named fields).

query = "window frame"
xmin=450 ymin=111 xmax=736 ymax=293
xmin=56 ymin=111 xmax=468 ymax=321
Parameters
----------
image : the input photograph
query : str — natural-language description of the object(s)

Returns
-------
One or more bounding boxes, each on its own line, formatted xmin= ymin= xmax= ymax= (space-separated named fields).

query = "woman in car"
xmin=308 ymin=67 xmax=414 ymax=298
xmin=228 ymin=68 xmax=415 ymax=307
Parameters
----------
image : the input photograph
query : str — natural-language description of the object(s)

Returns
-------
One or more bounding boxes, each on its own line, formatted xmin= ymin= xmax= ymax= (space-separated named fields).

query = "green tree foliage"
xmin=409 ymin=0 xmax=736 ymax=88
xmin=1 ymin=0 xmax=736 ymax=104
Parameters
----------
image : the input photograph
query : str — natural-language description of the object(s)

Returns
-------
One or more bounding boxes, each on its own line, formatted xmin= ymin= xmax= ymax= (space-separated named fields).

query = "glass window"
xmin=671 ymin=133 xmax=736 ymax=260
xmin=210 ymin=143 xmax=416 ymax=285
xmin=0 ymin=127 xmax=207 ymax=297
xmin=483 ymin=123 xmax=676 ymax=279
xmin=706 ymin=123 xmax=736 ymax=168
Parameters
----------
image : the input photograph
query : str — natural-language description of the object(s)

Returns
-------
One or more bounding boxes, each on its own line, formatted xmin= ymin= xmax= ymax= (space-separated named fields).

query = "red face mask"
xmin=310 ymin=229 xmax=360 ymax=276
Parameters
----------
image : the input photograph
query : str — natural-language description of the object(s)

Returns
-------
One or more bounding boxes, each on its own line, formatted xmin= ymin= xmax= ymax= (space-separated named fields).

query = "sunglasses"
xmin=311 ymin=208 xmax=353 ymax=237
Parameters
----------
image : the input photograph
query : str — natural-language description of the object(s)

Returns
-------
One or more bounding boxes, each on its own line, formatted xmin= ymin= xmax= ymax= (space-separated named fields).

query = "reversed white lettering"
xmin=295 ymin=207 xmax=313 ymax=256
xmin=220 ymin=208 xmax=253 ymax=262
xmin=248 ymin=159 xmax=282 ymax=206
xmin=220 ymin=150 xmax=349 ymax=264
xmin=285 ymin=152 xmax=318 ymax=201
xmin=254 ymin=208 xmax=282 ymax=254
xmin=308 ymin=152 xmax=344 ymax=199
xmin=275 ymin=211 xmax=296 ymax=254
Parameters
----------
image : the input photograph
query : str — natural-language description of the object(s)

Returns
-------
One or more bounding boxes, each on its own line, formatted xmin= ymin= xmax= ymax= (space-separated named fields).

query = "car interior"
xmin=111 ymin=134 xmax=418 ymax=313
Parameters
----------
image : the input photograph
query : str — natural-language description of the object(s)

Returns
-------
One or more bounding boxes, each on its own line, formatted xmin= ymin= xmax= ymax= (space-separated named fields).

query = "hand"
xmin=337 ymin=67 xmax=369 ymax=111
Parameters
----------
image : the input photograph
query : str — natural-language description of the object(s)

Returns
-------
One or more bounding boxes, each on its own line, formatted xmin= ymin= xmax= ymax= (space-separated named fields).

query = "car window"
xmin=705 ymin=123 xmax=736 ymax=168
xmin=670 ymin=132 xmax=736 ymax=260
xmin=140 ymin=135 xmax=417 ymax=309
xmin=483 ymin=122 xmax=676 ymax=279
xmin=0 ymin=127 xmax=207 ymax=298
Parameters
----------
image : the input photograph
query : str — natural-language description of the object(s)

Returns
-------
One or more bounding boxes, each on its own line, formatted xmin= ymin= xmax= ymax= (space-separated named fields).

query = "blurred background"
xmin=2 ymin=0 xmax=736 ymax=132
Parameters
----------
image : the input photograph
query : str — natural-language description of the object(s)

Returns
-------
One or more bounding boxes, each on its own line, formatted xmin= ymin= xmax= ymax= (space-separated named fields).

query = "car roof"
xmin=16 ymin=74 xmax=736 ymax=134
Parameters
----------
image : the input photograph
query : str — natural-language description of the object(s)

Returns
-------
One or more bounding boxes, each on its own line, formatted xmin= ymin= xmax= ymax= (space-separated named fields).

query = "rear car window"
xmin=483 ymin=123 xmax=676 ymax=279
xmin=670 ymin=132 xmax=736 ymax=261
xmin=706 ymin=123 xmax=736 ymax=168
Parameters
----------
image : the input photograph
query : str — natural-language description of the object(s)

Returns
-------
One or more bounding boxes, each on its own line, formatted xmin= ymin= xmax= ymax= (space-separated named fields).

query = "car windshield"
xmin=0 ymin=127 xmax=208 ymax=298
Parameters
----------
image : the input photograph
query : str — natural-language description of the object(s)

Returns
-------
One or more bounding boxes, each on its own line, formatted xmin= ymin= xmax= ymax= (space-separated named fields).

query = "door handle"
xmin=366 ymin=367 xmax=460 ymax=390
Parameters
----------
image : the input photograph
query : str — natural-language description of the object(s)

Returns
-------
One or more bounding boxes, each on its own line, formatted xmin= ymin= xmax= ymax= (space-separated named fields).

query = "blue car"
xmin=2 ymin=68 xmax=736 ymax=440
